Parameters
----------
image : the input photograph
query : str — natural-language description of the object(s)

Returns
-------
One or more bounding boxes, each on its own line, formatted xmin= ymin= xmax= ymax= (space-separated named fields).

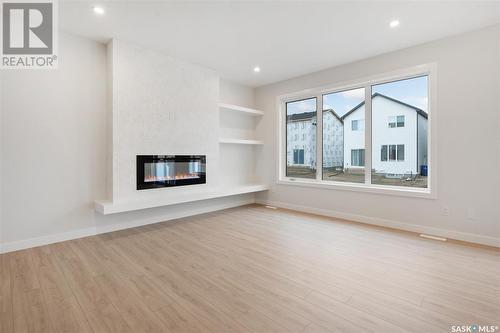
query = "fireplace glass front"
xmin=137 ymin=155 xmax=206 ymax=190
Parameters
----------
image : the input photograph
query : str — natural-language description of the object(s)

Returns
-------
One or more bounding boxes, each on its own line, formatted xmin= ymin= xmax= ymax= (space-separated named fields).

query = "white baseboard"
xmin=2 ymin=197 xmax=497 ymax=253
xmin=0 ymin=197 xmax=255 ymax=254
xmin=256 ymin=199 xmax=500 ymax=248
xmin=0 ymin=227 xmax=97 ymax=254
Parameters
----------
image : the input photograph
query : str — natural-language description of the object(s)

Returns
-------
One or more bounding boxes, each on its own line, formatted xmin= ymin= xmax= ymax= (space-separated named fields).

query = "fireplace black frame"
xmin=136 ymin=155 xmax=206 ymax=190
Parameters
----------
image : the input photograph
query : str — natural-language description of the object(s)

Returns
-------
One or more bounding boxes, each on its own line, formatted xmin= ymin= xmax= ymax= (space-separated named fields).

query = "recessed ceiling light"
xmin=253 ymin=66 xmax=261 ymax=73
xmin=93 ymin=6 xmax=105 ymax=15
xmin=389 ymin=20 xmax=400 ymax=28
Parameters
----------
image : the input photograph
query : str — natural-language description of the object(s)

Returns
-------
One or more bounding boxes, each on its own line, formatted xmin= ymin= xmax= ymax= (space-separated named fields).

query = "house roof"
xmin=341 ymin=93 xmax=428 ymax=120
xmin=287 ymin=109 xmax=343 ymax=122
xmin=286 ymin=111 xmax=317 ymax=122
xmin=323 ymin=109 xmax=343 ymax=122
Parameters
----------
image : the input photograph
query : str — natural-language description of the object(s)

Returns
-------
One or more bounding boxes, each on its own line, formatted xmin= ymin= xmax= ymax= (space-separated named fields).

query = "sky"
xmin=287 ymin=75 xmax=428 ymax=116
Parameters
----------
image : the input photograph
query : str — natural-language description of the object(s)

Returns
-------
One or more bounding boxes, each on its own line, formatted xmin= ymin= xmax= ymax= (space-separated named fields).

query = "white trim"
xmin=0 ymin=227 xmax=97 ymax=254
xmin=315 ymin=95 xmax=322 ymax=181
xmin=255 ymin=199 xmax=500 ymax=248
xmin=0 ymin=197 xmax=255 ymax=254
xmin=364 ymin=84 xmax=372 ymax=184
xmin=277 ymin=63 xmax=437 ymax=199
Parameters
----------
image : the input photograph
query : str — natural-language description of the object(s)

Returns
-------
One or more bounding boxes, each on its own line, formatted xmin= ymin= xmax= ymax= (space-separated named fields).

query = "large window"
xmin=281 ymin=66 xmax=432 ymax=196
xmin=286 ymin=98 xmax=317 ymax=179
xmin=372 ymin=76 xmax=428 ymax=188
xmin=322 ymin=87 xmax=365 ymax=183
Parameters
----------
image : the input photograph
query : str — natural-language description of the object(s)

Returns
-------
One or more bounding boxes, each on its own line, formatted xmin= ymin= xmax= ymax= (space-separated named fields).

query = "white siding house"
xmin=342 ymin=93 xmax=428 ymax=175
xmin=342 ymin=106 xmax=366 ymax=171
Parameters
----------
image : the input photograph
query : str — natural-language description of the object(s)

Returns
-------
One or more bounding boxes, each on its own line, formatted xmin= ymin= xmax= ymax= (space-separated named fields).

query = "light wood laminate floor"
xmin=1 ymin=204 xmax=499 ymax=332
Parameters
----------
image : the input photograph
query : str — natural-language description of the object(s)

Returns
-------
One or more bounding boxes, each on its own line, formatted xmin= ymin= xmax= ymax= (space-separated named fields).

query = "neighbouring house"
xmin=287 ymin=93 xmax=428 ymax=176
xmin=322 ymin=109 xmax=344 ymax=168
xmin=286 ymin=109 xmax=344 ymax=170
xmin=342 ymin=93 xmax=428 ymax=175
xmin=286 ymin=111 xmax=317 ymax=169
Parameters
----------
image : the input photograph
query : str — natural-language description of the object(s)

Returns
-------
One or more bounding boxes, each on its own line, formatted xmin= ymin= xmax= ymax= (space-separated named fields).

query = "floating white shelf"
xmin=95 ymin=184 xmax=269 ymax=215
xmin=219 ymin=103 xmax=264 ymax=116
xmin=219 ymin=138 xmax=264 ymax=145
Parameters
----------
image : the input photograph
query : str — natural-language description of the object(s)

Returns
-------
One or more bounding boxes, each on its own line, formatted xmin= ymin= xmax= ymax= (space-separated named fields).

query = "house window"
xmin=293 ymin=149 xmax=304 ymax=164
xmin=381 ymin=145 xmax=388 ymax=161
xmin=351 ymin=149 xmax=365 ymax=166
xmin=388 ymin=145 xmax=397 ymax=160
xmin=397 ymin=144 xmax=405 ymax=161
xmin=389 ymin=115 xmax=405 ymax=128
xmin=280 ymin=67 xmax=432 ymax=196
xmin=352 ymin=119 xmax=365 ymax=131
xmin=286 ymin=98 xmax=317 ymax=179
xmin=381 ymin=144 xmax=405 ymax=161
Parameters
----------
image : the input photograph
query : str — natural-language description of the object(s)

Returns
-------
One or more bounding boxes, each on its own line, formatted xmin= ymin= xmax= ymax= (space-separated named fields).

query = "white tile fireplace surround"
xmin=94 ymin=39 xmax=267 ymax=215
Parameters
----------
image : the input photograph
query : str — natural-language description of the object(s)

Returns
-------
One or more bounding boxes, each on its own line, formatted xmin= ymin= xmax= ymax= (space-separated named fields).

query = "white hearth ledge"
xmin=95 ymin=184 xmax=269 ymax=215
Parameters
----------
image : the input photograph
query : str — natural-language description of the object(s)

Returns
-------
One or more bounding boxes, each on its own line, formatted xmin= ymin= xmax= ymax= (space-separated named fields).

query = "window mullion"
xmin=316 ymin=94 xmax=322 ymax=181
xmin=364 ymin=85 xmax=372 ymax=185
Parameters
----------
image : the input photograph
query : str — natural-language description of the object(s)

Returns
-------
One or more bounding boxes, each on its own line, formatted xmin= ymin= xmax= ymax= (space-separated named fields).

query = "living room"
xmin=1 ymin=1 xmax=499 ymax=332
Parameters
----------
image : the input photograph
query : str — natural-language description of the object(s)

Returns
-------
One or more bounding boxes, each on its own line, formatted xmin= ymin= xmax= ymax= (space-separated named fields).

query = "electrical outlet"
xmin=442 ymin=206 xmax=450 ymax=216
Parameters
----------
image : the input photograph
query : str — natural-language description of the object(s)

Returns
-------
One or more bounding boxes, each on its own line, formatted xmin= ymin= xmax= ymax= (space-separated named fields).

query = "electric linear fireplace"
xmin=137 ymin=155 xmax=206 ymax=190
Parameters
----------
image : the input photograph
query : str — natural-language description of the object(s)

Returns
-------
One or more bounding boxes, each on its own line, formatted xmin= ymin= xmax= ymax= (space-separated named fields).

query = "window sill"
xmin=277 ymin=178 xmax=435 ymax=199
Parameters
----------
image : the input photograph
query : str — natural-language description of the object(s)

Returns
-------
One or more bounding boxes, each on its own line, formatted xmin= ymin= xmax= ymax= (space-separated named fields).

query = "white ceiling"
xmin=60 ymin=1 xmax=500 ymax=87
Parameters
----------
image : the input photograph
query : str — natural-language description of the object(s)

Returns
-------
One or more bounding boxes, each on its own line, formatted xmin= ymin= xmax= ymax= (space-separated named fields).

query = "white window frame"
xmin=277 ymin=64 xmax=437 ymax=199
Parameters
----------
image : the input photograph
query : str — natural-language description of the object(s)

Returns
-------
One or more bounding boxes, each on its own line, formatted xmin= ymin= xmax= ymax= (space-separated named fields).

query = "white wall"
xmin=1 ymin=32 xmax=107 ymax=246
xmin=255 ymin=25 xmax=500 ymax=246
xmin=0 ymin=71 xmax=3 ymax=246
xmin=218 ymin=79 xmax=262 ymax=186
xmin=219 ymin=79 xmax=255 ymax=107
xmin=0 ymin=33 xmax=257 ymax=252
